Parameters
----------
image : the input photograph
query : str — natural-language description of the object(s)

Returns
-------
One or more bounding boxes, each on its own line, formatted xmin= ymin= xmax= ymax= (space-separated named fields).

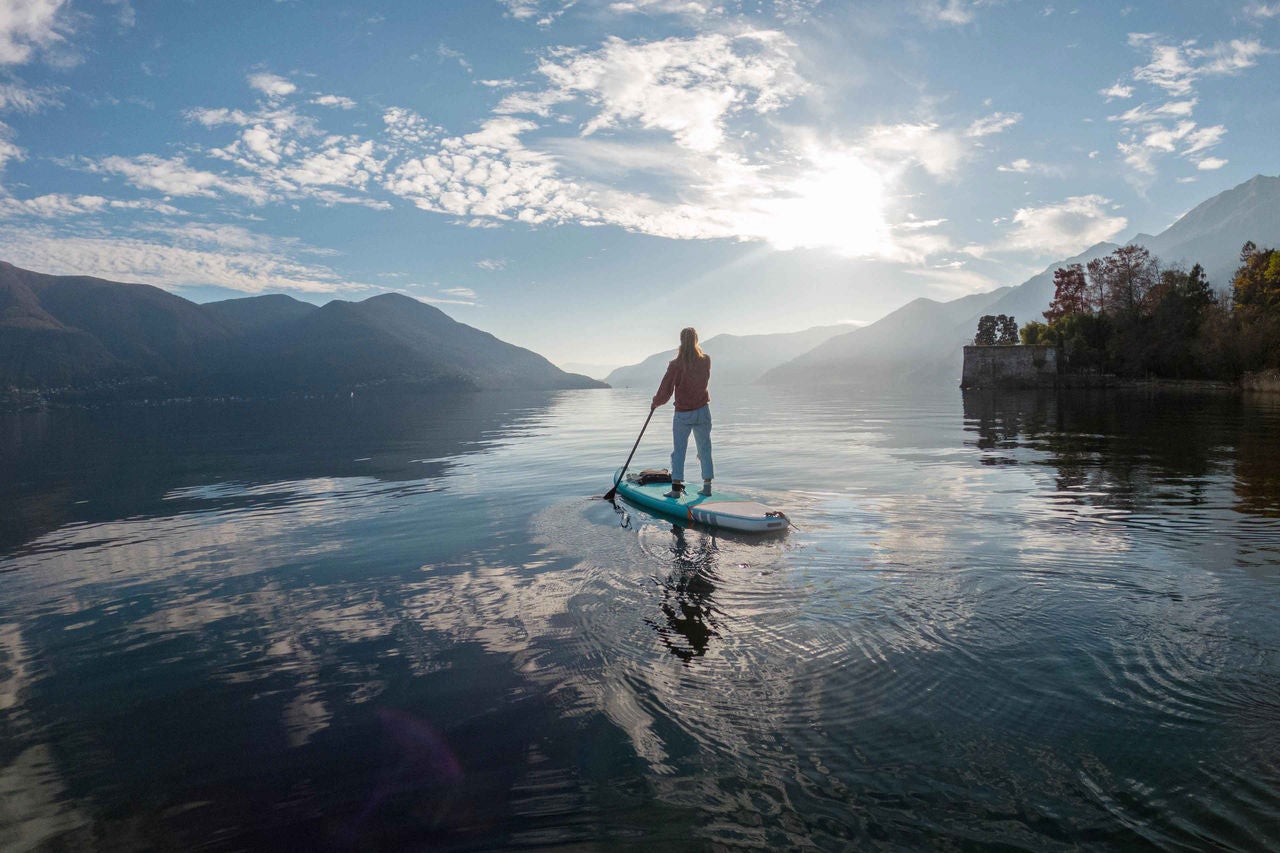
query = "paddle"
xmin=603 ymin=405 xmax=657 ymax=502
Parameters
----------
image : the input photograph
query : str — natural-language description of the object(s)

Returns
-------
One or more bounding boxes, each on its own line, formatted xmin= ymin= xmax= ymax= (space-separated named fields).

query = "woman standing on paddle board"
xmin=651 ymin=327 xmax=713 ymax=498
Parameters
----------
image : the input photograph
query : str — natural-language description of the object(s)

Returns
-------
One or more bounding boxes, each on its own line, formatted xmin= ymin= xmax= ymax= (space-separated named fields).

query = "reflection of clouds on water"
xmin=0 ymin=624 xmax=30 ymax=713
xmin=0 ymin=745 xmax=89 ymax=851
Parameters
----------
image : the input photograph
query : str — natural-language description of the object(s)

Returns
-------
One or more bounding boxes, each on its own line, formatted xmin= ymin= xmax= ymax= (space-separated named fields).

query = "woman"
xmin=651 ymin=327 xmax=713 ymax=498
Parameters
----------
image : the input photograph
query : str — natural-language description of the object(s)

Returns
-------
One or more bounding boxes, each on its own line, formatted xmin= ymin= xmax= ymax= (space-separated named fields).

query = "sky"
xmin=0 ymin=0 xmax=1277 ymax=372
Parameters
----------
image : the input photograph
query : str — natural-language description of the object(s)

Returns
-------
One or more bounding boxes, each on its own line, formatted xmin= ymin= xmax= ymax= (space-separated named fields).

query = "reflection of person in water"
xmin=646 ymin=525 xmax=722 ymax=662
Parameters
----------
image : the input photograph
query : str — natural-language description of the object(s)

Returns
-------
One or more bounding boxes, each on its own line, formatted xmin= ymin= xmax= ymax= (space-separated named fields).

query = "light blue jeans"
xmin=671 ymin=405 xmax=713 ymax=482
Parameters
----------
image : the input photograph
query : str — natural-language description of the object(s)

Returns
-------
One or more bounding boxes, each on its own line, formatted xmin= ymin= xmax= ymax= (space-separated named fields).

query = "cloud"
xmin=966 ymin=111 xmax=1021 ymax=137
xmin=476 ymin=258 xmax=507 ymax=270
xmin=0 ymin=193 xmax=183 ymax=218
xmin=913 ymin=0 xmax=990 ymax=26
xmin=0 ymin=121 xmax=22 ymax=173
xmin=311 ymin=94 xmax=356 ymax=109
xmin=1099 ymin=82 xmax=1134 ymax=100
xmin=437 ymin=42 xmax=472 ymax=73
xmin=247 ymin=72 xmax=297 ymax=98
xmin=1128 ymin=33 xmax=1271 ymax=96
xmin=0 ymin=222 xmax=372 ymax=296
xmin=1001 ymin=194 xmax=1127 ymax=256
xmin=92 ymin=154 xmax=270 ymax=202
xmin=440 ymin=286 xmax=478 ymax=298
xmin=862 ymin=122 xmax=964 ymax=178
xmin=0 ymin=222 xmax=371 ymax=295
xmin=0 ymin=80 xmax=62 ymax=112
xmin=1244 ymin=3 xmax=1280 ymax=18
xmin=532 ymin=31 xmax=805 ymax=152
xmin=0 ymin=0 xmax=71 ymax=64
xmin=1196 ymin=156 xmax=1227 ymax=170
xmin=997 ymin=158 xmax=1033 ymax=173
xmin=1104 ymin=32 xmax=1267 ymax=178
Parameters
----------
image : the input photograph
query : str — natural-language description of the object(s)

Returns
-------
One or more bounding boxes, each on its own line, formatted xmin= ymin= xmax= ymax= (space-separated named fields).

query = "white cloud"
xmin=862 ymin=122 xmax=964 ymax=178
xmin=607 ymin=0 xmax=719 ymax=17
xmin=0 ymin=121 xmax=22 ymax=172
xmin=0 ymin=80 xmax=61 ymax=112
xmin=531 ymin=31 xmax=805 ymax=153
xmin=0 ymin=223 xmax=372 ymax=296
xmin=382 ymin=107 xmax=440 ymax=148
xmin=1105 ymin=30 xmax=1267 ymax=179
xmin=440 ymin=286 xmax=478 ymax=298
xmin=92 ymin=154 xmax=271 ymax=203
xmin=1196 ymin=156 xmax=1227 ymax=170
xmin=284 ymin=139 xmax=382 ymax=188
xmin=311 ymin=94 xmax=356 ymax=109
xmin=0 ymin=193 xmax=183 ymax=218
xmin=476 ymin=258 xmax=507 ymax=270
xmin=186 ymin=107 xmax=254 ymax=127
xmin=247 ymin=72 xmax=297 ymax=98
xmin=1002 ymin=194 xmax=1127 ymax=256
xmin=997 ymin=158 xmax=1033 ymax=173
xmin=966 ymin=112 xmax=1021 ymax=137
xmin=1244 ymin=3 xmax=1280 ymax=18
xmin=1099 ymin=82 xmax=1134 ymax=100
xmin=913 ymin=0 xmax=990 ymax=26
xmin=0 ymin=0 xmax=70 ymax=64
xmin=1128 ymin=33 xmax=1271 ymax=97
xmin=498 ymin=0 xmax=546 ymax=20
xmin=437 ymin=42 xmax=472 ymax=73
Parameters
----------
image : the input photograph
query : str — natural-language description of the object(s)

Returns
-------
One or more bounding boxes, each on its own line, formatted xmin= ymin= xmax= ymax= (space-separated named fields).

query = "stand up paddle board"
xmin=612 ymin=468 xmax=790 ymax=533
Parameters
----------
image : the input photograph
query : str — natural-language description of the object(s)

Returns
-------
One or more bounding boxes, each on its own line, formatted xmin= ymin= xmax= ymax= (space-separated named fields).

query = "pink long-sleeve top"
xmin=652 ymin=354 xmax=711 ymax=411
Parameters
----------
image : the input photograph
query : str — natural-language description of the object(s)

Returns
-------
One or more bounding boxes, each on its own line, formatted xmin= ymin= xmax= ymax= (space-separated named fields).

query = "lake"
xmin=2 ymin=384 xmax=1279 ymax=851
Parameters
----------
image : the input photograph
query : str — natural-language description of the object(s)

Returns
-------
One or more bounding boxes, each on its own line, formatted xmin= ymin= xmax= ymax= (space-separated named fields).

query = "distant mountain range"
xmin=604 ymin=323 xmax=855 ymax=388
xmin=0 ymin=262 xmax=604 ymax=398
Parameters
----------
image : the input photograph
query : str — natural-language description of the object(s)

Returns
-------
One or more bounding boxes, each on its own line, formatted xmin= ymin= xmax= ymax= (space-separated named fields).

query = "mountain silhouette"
xmin=0 ymin=263 xmax=604 ymax=397
xmin=604 ymin=323 xmax=855 ymax=389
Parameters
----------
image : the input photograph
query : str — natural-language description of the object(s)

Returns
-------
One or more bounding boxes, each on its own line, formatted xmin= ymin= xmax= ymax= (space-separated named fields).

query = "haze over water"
xmin=2 ymin=385 xmax=1279 ymax=850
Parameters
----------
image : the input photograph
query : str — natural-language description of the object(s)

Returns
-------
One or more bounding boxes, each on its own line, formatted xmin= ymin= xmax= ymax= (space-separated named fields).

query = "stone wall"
xmin=1242 ymin=369 xmax=1280 ymax=394
xmin=961 ymin=345 xmax=1058 ymax=389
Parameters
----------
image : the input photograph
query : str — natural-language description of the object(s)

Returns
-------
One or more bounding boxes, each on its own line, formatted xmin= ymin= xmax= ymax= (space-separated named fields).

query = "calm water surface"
xmin=1 ymin=385 xmax=1279 ymax=850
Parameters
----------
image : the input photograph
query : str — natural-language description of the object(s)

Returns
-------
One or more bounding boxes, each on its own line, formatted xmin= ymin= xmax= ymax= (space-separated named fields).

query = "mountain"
xmin=761 ymin=173 xmax=1280 ymax=387
xmin=201 ymin=293 xmax=318 ymax=336
xmin=0 ymin=261 xmax=230 ymax=387
xmin=759 ymin=284 xmax=1021 ymax=386
xmin=0 ymin=262 xmax=604 ymax=397
xmin=1133 ymin=173 xmax=1280 ymax=287
xmin=216 ymin=292 xmax=602 ymax=392
xmin=604 ymin=323 xmax=854 ymax=389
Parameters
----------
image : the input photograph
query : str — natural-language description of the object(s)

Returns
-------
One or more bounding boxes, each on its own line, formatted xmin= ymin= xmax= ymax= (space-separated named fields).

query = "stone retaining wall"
xmin=1242 ymin=369 xmax=1280 ymax=394
xmin=961 ymin=345 xmax=1058 ymax=389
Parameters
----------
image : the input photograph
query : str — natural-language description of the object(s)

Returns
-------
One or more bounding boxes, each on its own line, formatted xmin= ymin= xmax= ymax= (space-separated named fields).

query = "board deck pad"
xmin=612 ymin=469 xmax=789 ymax=533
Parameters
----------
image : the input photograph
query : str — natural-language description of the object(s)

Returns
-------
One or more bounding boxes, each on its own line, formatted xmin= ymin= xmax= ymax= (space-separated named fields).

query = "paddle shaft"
xmin=604 ymin=405 xmax=656 ymax=500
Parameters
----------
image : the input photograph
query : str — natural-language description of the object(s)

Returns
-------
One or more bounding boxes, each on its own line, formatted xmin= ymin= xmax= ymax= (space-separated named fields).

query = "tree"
xmin=1233 ymin=243 xmax=1280 ymax=313
xmin=1045 ymin=264 xmax=1090 ymax=323
xmin=975 ymin=315 xmax=998 ymax=346
xmin=997 ymin=314 xmax=1018 ymax=345
xmin=1021 ymin=320 xmax=1050 ymax=345
xmin=1089 ymin=244 xmax=1159 ymax=314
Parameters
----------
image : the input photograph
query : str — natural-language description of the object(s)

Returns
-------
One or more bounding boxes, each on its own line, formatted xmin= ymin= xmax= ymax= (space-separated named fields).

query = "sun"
xmin=739 ymin=147 xmax=896 ymax=258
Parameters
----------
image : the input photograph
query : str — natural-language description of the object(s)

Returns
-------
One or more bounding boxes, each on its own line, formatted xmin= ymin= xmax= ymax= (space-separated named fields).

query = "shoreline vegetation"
xmin=965 ymin=242 xmax=1280 ymax=393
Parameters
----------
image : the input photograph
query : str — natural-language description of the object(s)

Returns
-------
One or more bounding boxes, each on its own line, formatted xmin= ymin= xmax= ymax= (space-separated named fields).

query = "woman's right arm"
xmin=652 ymin=361 xmax=678 ymax=409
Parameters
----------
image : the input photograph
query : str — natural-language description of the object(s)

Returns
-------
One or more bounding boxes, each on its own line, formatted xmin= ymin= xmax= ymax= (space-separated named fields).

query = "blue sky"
xmin=0 ymin=0 xmax=1277 ymax=371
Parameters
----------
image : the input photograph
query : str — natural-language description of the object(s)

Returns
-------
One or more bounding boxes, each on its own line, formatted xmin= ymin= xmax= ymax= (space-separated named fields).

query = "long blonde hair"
xmin=677 ymin=326 xmax=703 ymax=364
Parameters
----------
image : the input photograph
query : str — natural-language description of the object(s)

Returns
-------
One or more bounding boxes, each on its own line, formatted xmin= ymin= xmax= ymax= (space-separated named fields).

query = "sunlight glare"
xmin=740 ymin=148 xmax=895 ymax=257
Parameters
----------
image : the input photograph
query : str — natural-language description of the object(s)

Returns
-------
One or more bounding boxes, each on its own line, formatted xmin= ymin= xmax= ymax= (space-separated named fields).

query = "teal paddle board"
xmin=612 ymin=469 xmax=790 ymax=533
